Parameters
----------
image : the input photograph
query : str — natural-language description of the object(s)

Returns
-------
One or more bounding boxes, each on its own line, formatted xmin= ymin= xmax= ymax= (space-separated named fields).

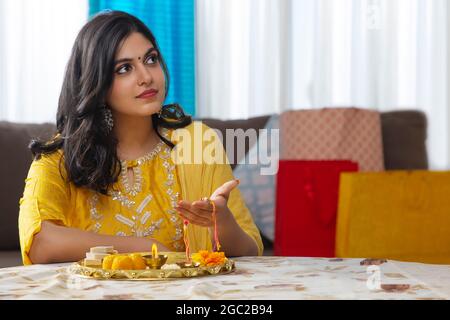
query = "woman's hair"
xmin=29 ymin=10 xmax=191 ymax=194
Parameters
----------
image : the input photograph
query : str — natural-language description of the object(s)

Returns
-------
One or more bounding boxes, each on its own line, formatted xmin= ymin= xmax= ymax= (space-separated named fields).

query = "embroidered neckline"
xmin=120 ymin=128 xmax=170 ymax=196
xmin=119 ymin=128 xmax=170 ymax=168
xmin=120 ymin=140 xmax=164 ymax=169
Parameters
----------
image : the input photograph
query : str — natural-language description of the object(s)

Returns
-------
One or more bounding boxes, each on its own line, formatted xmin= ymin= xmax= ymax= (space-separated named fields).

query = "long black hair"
xmin=29 ymin=10 xmax=191 ymax=194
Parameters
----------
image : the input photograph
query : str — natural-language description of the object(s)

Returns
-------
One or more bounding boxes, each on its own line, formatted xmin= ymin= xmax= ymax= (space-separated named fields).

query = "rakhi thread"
xmin=210 ymin=200 xmax=221 ymax=252
xmin=183 ymin=219 xmax=190 ymax=262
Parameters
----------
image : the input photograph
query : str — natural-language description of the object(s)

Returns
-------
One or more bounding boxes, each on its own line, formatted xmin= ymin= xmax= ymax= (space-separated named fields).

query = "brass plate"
xmin=68 ymin=252 xmax=235 ymax=281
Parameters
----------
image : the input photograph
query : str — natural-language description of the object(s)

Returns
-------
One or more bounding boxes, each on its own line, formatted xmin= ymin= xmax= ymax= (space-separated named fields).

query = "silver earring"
xmin=102 ymin=105 xmax=114 ymax=133
xmin=158 ymin=106 xmax=163 ymax=119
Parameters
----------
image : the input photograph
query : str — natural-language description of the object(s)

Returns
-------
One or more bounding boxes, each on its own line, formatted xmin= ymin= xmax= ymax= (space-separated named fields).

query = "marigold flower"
xmin=191 ymin=250 xmax=227 ymax=266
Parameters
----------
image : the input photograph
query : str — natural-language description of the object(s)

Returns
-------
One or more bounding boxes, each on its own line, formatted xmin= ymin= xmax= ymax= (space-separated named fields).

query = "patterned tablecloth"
xmin=0 ymin=257 xmax=449 ymax=300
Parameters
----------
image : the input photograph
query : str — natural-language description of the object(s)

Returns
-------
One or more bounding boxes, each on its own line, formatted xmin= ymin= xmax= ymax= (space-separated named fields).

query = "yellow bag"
xmin=336 ymin=171 xmax=450 ymax=264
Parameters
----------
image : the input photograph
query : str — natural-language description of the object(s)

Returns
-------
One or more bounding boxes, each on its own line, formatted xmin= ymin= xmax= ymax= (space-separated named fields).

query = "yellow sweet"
xmin=129 ymin=253 xmax=146 ymax=270
xmin=102 ymin=254 xmax=116 ymax=270
xmin=100 ymin=253 xmax=147 ymax=270
xmin=111 ymin=256 xmax=134 ymax=270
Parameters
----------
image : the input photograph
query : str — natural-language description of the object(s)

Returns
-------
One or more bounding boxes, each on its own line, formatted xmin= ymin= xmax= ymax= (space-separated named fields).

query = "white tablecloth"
xmin=0 ymin=257 xmax=449 ymax=299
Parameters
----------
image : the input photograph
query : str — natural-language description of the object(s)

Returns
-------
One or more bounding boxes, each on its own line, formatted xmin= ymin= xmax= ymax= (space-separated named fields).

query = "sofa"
xmin=0 ymin=110 xmax=428 ymax=267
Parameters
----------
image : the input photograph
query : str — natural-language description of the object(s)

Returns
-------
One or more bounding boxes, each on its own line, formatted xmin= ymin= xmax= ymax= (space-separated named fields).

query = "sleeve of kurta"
xmin=18 ymin=151 xmax=71 ymax=265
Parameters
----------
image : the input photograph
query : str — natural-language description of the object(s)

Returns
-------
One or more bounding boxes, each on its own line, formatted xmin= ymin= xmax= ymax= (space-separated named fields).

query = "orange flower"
xmin=191 ymin=250 xmax=227 ymax=266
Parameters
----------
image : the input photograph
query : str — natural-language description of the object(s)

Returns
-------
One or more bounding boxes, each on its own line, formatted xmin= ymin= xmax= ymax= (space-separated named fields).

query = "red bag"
xmin=274 ymin=160 xmax=358 ymax=257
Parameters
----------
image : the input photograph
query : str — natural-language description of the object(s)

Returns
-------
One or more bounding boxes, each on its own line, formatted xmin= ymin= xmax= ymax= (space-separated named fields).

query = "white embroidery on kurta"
xmin=115 ymin=214 xmax=134 ymax=227
xmin=88 ymin=129 xmax=185 ymax=250
xmin=136 ymin=195 xmax=152 ymax=214
xmin=140 ymin=211 xmax=151 ymax=225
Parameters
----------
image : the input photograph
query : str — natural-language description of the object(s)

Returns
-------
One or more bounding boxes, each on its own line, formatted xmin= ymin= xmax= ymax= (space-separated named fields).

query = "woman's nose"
xmin=137 ymin=64 xmax=153 ymax=86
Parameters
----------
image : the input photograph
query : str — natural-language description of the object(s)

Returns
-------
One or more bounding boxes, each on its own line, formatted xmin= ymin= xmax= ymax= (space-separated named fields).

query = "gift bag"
xmin=274 ymin=160 xmax=358 ymax=257
xmin=280 ymin=108 xmax=384 ymax=172
xmin=336 ymin=171 xmax=450 ymax=264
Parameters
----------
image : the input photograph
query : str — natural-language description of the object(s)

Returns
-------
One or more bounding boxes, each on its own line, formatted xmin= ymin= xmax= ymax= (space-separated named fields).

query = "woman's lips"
xmin=136 ymin=89 xmax=158 ymax=99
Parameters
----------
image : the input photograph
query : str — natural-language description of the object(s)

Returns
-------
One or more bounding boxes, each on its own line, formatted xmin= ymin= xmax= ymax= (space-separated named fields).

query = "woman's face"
xmin=106 ymin=32 xmax=166 ymax=118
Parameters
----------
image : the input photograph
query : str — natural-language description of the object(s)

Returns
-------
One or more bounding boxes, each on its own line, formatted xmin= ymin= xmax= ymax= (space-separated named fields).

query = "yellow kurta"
xmin=19 ymin=122 xmax=263 ymax=265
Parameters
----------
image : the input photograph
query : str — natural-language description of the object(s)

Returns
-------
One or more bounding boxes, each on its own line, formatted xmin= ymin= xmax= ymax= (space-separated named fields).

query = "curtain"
xmin=196 ymin=0 xmax=450 ymax=170
xmin=89 ymin=0 xmax=196 ymax=116
xmin=0 ymin=0 xmax=88 ymax=123
xmin=196 ymin=0 xmax=290 ymax=120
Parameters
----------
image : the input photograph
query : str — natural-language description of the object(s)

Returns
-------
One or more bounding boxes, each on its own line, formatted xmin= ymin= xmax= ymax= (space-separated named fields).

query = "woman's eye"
xmin=145 ymin=54 xmax=158 ymax=65
xmin=116 ymin=64 xmax=131 ymax=74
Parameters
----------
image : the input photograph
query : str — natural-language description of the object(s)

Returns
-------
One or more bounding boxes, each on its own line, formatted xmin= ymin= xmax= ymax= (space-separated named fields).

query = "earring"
xmin=102 ymin=105 xmax=114 ymax=133
xmin=158 ymin=106 xmax=163 ymax=118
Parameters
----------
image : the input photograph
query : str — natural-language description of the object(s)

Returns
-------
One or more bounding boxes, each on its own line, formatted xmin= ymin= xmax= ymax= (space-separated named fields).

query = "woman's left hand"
xmin=175 ymin=179 xmax=240 ymax=227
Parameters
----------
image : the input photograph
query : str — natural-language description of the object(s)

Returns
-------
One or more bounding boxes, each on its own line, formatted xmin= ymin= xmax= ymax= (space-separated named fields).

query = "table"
xmin=0 ymin=257 xmax=449 ymax=299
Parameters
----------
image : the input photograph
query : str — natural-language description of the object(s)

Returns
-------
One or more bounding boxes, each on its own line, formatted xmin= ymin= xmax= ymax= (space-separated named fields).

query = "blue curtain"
xmin=89 ymin=0 xmax=195 ymax=116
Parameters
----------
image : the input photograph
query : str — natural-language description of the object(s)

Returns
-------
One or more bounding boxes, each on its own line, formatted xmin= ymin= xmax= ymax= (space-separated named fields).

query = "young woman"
xmin=19 ymin=11 xmax=262 ymax=265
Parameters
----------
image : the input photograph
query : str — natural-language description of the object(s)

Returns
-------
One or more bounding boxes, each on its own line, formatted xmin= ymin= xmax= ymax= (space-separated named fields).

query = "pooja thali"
xmin=68 ymin=252 xmax=235 ymax=281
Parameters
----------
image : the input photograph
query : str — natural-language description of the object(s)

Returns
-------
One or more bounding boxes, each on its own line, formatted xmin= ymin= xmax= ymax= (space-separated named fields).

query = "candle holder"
xmin=142 ymin=254 xmax=168 ymax=269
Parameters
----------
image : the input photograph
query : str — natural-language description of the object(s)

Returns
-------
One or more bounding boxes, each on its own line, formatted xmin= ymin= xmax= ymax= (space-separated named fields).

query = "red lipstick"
xmin=136 ymin=89 xmax=158 ymax=99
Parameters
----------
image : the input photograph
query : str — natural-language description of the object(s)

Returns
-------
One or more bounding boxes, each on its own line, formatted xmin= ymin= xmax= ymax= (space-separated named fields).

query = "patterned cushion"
xmin=233 ymin=115 xmax=279 ymax=241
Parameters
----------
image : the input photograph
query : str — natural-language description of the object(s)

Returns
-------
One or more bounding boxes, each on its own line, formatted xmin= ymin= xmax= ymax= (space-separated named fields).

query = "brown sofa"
xmin=0 ymin=111 xmax=428 ymax=267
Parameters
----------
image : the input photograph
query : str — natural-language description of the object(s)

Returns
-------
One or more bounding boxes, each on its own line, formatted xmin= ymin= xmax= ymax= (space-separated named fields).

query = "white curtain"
xmin=196 ymin=0 xmax=290 ymax=119
xmin=196 ymin=0 xmax=450 ymax=170
xmin=0 ymin=0 xmax=88 ymax=123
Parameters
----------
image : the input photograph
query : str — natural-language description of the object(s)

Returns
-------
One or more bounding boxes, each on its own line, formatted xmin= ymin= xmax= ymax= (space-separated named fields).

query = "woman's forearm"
xmin=212 ymin=208 xmax=259 ymax=257
xmin=29 ymin=220 xmax=169 ymax=264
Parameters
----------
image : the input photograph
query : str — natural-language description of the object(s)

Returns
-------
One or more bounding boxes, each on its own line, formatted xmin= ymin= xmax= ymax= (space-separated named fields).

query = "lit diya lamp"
xmin=142 ymin=243 xmax=168 ymax=269
xmin=152 ymin=242 xmax=158 ymax=258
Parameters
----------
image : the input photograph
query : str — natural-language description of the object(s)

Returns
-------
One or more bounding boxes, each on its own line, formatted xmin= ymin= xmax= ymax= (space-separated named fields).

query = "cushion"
xmin=0 ymin=121 xmax=55 ymax=249
xmin=381 ymin=110 xmax=428 ymax=170
xmin=233 ymin=115 xmax=279 ymax=242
